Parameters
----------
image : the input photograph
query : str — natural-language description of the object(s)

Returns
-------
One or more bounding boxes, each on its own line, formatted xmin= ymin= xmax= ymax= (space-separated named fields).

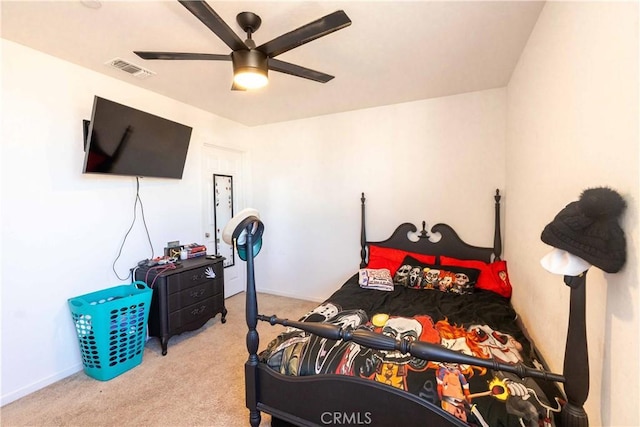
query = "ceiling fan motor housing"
xmin=232 ymin=50 xmax=268 ymax=74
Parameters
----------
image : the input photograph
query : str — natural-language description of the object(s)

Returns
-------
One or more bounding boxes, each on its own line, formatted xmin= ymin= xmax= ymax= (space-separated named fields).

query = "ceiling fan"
xmin=134 ymin=1 xmax=352 ymax=90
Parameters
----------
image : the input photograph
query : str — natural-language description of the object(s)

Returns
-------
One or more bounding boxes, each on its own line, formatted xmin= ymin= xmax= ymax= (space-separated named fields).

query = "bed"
xmin=242 ymin=190 xmax=590 ymax=427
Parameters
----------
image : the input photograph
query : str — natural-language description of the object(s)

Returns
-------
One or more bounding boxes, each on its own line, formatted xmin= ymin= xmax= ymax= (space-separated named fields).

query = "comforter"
xmin=260 ymin=274 xmax=564 ymax=427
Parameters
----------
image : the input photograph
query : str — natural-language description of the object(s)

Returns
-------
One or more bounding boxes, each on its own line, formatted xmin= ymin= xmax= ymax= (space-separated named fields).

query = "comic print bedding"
xmin=260 ymin=274 xmax=564 ymax=427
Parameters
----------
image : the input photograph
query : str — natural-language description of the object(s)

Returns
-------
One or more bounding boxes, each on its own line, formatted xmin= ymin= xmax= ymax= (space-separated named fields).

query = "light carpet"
xmin=1 ymin=292 xmax=318 ymax=427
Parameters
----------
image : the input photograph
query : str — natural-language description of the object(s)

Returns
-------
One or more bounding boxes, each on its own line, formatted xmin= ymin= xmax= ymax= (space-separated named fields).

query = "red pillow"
xmin=367 ymin=245 xmax=436 ymax=276
xmin=440 ymin=256 xmax=512 ymax=298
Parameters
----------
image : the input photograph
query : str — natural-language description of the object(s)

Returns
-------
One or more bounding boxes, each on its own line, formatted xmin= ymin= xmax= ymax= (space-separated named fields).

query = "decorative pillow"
xmin=366 ymin=245 xmax=436 ymax=276
xmin=358 ymin=268 xmax=394 ymax=291
xmin=393 ymin=256 xmax=480 ymax=295
xmin=439 ymin=256 xmax=512 ymax=298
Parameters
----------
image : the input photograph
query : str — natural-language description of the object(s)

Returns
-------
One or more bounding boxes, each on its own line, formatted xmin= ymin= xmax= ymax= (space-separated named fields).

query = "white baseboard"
xmin=1 ymin=363 xmax=83 ymax=407
xmin=255 ymin=286 xmax=325 ymax=303
xmin=2 ymin=290 xmax=319 ymax=407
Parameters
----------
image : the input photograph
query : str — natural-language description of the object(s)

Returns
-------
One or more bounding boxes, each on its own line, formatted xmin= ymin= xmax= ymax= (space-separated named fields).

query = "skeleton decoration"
xmin=204 ymin=266 xmax=216 ymax=279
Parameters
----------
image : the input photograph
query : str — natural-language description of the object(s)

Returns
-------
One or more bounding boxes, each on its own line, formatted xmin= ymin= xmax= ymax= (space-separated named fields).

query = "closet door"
xmin=202 ymin=144 xmax=247 ymax=297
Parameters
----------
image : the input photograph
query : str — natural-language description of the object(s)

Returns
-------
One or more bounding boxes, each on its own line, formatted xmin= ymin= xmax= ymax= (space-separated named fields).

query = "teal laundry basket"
xmin=68 ymin=281 xmax=152 ymax=381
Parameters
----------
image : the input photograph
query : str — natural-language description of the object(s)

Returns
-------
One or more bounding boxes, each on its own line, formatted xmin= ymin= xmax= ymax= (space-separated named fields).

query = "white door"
xmin=202 ymin=145 xmax=246 ymax=297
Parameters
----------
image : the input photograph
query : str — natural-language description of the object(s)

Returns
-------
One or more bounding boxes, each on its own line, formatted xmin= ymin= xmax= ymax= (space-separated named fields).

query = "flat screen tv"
xmin=82 ymin=96 xmax=192 ymax=179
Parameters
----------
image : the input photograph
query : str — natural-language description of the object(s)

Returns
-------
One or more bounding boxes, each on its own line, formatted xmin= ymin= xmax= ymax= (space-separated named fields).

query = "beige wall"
xmin=0 ymin=40 xmax=249 ymax=404
xmin=248 ymin=89 xmax=507 ymax=301
xmin=506 ymin=2 xmax=639 ymax=425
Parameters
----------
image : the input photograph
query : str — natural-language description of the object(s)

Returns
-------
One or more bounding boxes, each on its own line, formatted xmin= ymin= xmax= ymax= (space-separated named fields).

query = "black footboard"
xmin=259 ymin=314 xmax=564 ymax=384
xmin=252 ymin=363 xmax=467 ymax=427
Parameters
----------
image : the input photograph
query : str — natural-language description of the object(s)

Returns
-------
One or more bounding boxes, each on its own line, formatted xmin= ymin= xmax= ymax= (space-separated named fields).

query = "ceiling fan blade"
xmin=268 ymin=58 xmax=334 ymax=83
xmin=178 ymin=0 xmax=247 ymax=52
xmin=134 ymin=52 xmax=231 ymax=61
xmin=257 ymin=10 xmax=352 ymax=58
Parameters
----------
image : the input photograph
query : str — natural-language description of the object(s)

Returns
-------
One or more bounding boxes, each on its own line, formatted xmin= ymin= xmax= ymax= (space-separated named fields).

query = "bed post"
xmin=360 ymin=192 xmax=367 ymax=268
xmin=560 ymin=272 xmax=589 ymax=427
xmin=244 ymin=227 xmax=261 ymax=427
xmin=493 ymin=189 xmax=502 ymax=260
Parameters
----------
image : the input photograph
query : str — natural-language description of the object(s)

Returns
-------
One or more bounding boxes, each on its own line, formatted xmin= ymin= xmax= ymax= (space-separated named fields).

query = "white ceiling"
xmin=1 ymin=1 xmax=545 ymax=127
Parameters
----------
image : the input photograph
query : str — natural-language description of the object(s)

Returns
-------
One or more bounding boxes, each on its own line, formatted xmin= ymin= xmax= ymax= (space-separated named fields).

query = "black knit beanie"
xmin=541 ymin=187 xmax=627 ymax=273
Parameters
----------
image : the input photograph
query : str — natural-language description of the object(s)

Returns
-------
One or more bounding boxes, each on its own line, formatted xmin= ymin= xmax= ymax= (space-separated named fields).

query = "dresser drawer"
xmin=136 ymin=257 xmax=226 ymax=355
xmin=167 ymin=280 xmax=223 ymax=312
xmin=165 ymin=262 xmax=222 ymax=294
xmin=168 ymin=294 xmax=224 ymax=329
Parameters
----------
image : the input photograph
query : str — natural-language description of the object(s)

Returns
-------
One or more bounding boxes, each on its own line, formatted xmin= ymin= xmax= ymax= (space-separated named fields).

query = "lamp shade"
xmin=222 ymin=208 xmax=264 ymax=260
xmin=232 ymin=50 xmax=268 ymax=90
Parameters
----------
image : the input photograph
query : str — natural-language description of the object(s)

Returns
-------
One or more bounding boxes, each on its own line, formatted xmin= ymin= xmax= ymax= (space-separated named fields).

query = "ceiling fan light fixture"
xmin=232 ymin=50 xmax=268 ymax=90
xmin=234 ymin=70 xmax=268 ymax=90
xmin=134 ymin=5 xmax=352 ymax=91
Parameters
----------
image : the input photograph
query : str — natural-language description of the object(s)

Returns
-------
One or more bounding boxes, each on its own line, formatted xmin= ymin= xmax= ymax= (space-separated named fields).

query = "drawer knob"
xmin=191 ymin=273 xmax=205 ymax=281
xmin=190 ymin=288 xmax=205 ymax=298
xmin=191 ymin=305 xmax=206 ymax=316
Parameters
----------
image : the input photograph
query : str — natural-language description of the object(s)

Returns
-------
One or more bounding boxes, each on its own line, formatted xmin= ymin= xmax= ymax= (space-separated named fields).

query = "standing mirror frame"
xmin=213 ymin=174 xmax=234 ymax=267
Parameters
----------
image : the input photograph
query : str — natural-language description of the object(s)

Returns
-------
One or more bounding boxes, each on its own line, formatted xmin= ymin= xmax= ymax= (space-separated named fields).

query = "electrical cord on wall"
xmin=113 ymin=177 xmax=155 ymax=280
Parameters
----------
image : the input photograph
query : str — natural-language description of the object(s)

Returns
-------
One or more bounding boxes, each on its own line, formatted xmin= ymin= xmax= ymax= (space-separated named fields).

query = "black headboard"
xmin=360 ymin=189 xmax=502 ymax=267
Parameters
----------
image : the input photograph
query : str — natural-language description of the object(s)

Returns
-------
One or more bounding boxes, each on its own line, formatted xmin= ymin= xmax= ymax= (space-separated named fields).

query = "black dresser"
xmin=135 ymin=256 xmax=227 ymax=355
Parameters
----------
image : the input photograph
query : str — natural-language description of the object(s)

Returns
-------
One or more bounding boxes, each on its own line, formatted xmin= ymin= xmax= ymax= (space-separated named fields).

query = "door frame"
xmin=201 ymin=144 xmax=249 ymax=297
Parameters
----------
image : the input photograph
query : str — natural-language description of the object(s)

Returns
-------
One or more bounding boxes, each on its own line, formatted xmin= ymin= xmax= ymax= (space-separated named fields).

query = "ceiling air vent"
xmin=105 ymin=58 xmax=155 ymax=79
